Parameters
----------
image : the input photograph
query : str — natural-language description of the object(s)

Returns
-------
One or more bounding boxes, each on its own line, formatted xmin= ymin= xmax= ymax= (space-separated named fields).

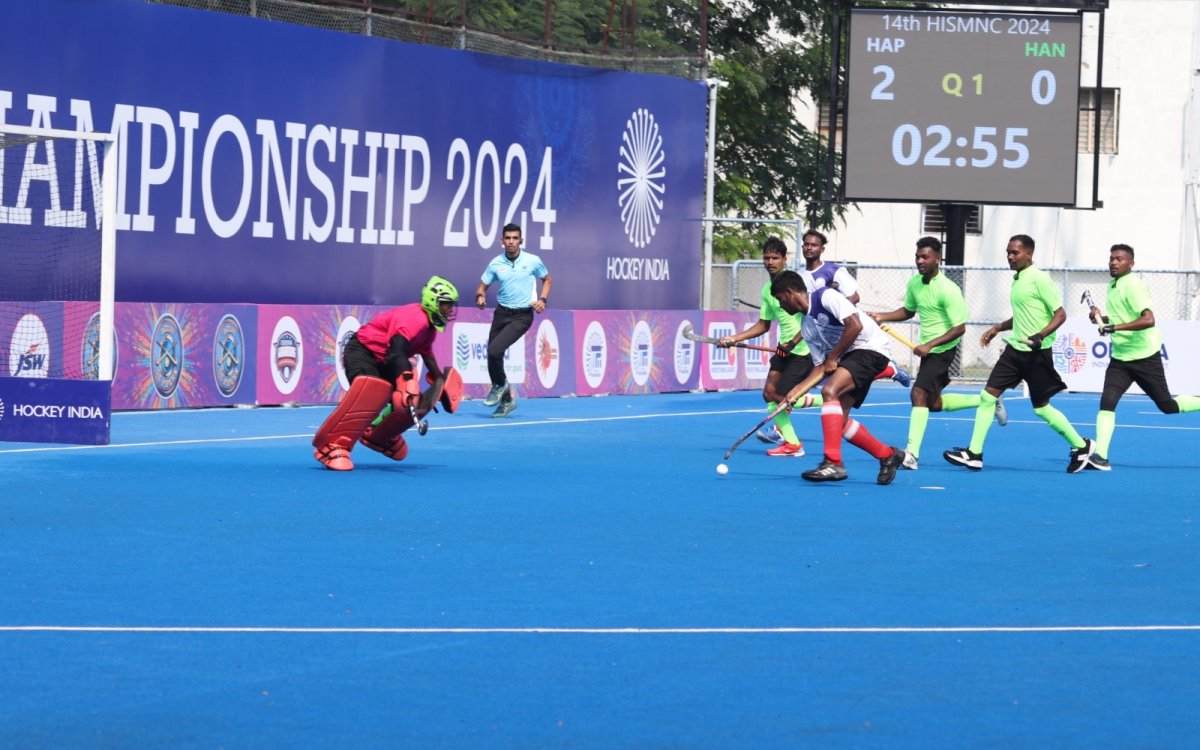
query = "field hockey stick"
xmin=723 ymin=366 xmax=827 ymax=461
xmin=682 ymin=323 xmax=776 ymax=354
xmin=1081 ymin=290 xmax=1109 ymax=334
xmin=879 ymin=324 xmax=916 ymax=352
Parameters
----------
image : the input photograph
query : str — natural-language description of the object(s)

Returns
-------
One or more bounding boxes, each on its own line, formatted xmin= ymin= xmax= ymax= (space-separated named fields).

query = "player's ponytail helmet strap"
xmin=421 ymin=275 xmax=459 ymax=331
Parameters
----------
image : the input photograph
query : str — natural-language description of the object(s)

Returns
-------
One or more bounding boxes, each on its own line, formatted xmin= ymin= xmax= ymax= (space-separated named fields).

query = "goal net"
xmin=1 ymin=124 xmax=117 ymax=445
xmin=0 ymin=124 xmax=116 ymax=382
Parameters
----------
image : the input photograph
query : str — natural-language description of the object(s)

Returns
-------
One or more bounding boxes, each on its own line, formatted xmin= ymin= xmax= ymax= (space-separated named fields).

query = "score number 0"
xmin=871 ymin=65 xmax=1059 ymax=169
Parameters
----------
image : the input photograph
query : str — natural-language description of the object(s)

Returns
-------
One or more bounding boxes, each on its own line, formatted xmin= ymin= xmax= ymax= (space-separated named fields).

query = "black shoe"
xmin=1085 ymin=454 xmax=1111 ymax=471
xmin=1067 ymin=438 xmax=1096 ymax=474
xmin=943 ymin=447 xmax=983 ymax=470
xmin=877 ymin=447 xmax=905 ymax=485
xmin=802 ymin=460 xmax=848 ymax=482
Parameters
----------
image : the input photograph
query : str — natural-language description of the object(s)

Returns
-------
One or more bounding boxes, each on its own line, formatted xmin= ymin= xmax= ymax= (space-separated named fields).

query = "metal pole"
xmin=702 ymin=78 xmax=726 ymax=309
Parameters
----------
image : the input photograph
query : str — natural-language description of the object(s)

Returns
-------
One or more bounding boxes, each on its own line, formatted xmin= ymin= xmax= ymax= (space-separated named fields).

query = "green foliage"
xmin=379 ymin=1 xmax=849 ymax=262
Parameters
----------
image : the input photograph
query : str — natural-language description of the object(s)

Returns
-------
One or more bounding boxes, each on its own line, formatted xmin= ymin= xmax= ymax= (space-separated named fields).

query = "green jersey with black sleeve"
xmin=1008 ymin=264 xmax=1061 ymax=352
xmin=1106 ymin=273 xmax=1161 ymax=361
xmin=760 ymin=280 xmax=810 ymax=356
xmin=903 ymin=272 xmax=967 ymax=354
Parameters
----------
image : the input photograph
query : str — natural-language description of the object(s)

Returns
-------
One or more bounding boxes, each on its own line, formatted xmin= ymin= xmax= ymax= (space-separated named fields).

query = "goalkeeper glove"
xmin=393 ymin=371 xmax=420 ymax=412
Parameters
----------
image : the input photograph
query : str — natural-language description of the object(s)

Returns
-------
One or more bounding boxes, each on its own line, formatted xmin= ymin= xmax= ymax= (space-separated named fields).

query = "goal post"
xmin=0 ymin=124 xmax=117 ymax=444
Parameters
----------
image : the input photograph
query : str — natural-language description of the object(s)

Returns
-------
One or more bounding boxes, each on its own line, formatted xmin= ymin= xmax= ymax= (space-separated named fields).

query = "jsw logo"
xmin=15 ymin=352 xmax=46 ymax=375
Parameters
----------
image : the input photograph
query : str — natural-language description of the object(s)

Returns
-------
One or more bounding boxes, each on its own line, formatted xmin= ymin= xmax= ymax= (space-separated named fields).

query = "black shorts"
xmin=837 ymin=349 xmax=890 ymax=409
xmin=772 ymin=351 xmax=816 ymax=393
xmin=342 ymin=336 xmax=393 ymax=383
xmin=985 ymin=344 xmax=1065 ymax=404
xmin=1102 ymin=353 xmax=1172 ymax=407
xmin=914 ymin=347 xmax=957 ymax=394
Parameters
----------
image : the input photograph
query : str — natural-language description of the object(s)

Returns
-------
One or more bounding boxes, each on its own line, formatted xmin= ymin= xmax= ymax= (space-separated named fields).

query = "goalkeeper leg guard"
xmin=359 ymin=410 xmax=413 ymax=461
xmin=312 ymin=376 xmax=391 ymax=471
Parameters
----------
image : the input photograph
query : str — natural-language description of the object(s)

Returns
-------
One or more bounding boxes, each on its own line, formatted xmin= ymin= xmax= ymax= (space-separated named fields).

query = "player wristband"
xmin=538 ymin=297 xmax=547 ymax=304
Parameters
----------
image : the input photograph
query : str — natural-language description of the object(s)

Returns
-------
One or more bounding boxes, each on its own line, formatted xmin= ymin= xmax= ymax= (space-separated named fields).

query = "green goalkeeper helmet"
xmin=420 ymin=275 xmax=459 ymax=331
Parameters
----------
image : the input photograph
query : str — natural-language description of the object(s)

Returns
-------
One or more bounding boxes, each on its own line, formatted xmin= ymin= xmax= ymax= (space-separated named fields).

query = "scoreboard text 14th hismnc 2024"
xmin=844 ymin=9 xmax=1083 ymax=206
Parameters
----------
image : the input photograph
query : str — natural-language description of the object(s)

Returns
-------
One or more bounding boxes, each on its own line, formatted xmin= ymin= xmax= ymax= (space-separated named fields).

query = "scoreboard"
xmin=843 ymin=8 xmax=1083 ymax=206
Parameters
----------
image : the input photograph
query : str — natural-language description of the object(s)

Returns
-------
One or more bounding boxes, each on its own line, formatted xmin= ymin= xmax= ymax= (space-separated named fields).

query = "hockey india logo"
xmin=617 ymin=108 xmax=666 ymax=249
xmin=1053 ymin=332 xmax=1088 ymax=375
xmin=213 ymin=314 xmax=245 ymax=397
xmin=151 ymin=313 xmax=183 ymax=398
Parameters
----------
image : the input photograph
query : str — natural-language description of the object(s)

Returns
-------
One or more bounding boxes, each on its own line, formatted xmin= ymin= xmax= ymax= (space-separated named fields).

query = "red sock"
xmin=820 ymin=403 xmax=844 ymax=463
xmin=875 ymin=364 xmax=895 ymax=381
xmin=843 ymin=418 xmax=892 ymax=459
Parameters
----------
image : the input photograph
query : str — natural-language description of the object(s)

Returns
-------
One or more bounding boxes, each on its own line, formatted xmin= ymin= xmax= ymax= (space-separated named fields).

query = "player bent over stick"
xmin=867 ymin=236 xmax=1007 ymax=470
xmin=312 ymin=276 xmax=464 ymax=471
xmin=771 ymin=270 xmax=905 ymax=484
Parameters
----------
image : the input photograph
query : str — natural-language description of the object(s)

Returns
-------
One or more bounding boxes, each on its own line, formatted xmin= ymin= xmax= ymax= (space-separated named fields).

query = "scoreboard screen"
xmin=843 ymin=8 xmax=1083 ymax=206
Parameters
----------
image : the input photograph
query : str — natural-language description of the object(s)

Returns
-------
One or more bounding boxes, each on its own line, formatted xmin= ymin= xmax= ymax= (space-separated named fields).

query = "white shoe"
xmin=994 ymin=394 xmax=1008 ymax=426
xmin=755 ymin=425 xmax=784 ymax=444
xmin=901 ymin=450 xmax=918 ymax=470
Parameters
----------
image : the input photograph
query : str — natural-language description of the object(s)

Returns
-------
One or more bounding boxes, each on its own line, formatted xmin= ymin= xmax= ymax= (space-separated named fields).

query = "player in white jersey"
xmin=771 ymin=270 xmax=905 ymax=485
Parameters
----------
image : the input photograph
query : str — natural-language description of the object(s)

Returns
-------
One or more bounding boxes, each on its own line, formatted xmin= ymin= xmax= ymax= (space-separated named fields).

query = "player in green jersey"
xmin=1084 ymin=243 xmax=1200 ymax=470
xmin=943 ymin=234 xmax=1095 ymax=473
xmin=718 ymin=237 xmax=822 ymax=457
xmin=868 ymin=236 xmax=1007 ymax=470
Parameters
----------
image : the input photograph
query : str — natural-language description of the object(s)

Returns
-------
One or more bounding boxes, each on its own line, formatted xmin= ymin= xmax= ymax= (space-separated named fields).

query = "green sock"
xmin=1033 ymin=403 xmax=1085 ymax=449
xmin=906 ymin=407 xmax=929 ymax=459
xmin=939 ymin=393 xmax=980 ymax=412
xmin=771 ymin=403 xmax=800 ymax=444
xmin=1095 ymin=409 xmax=1116 ymax=459
xmin=967 ymin=391 xmax=997 ymax=454
xmin=1175 ymin=395 xmax=1200 ymax=413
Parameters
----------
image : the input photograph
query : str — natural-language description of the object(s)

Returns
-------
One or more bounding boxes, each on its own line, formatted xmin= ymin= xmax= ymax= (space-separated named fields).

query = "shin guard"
xmin=359 ymin=409 xmax=414 ymax=461
xmin=312 ymin=376 xmax=392 ymax=470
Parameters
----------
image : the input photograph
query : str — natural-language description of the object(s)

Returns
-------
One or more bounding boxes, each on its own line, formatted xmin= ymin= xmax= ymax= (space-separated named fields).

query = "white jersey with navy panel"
xmin=801 ymin=260 xmax=859 ymax=299
xmin=801 ymin=287 xmax=892 ymax=365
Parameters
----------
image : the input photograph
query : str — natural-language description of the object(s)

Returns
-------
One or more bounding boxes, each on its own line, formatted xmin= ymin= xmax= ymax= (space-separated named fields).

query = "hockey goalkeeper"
xmin=312 ymin=276 xmax=463 ymax=471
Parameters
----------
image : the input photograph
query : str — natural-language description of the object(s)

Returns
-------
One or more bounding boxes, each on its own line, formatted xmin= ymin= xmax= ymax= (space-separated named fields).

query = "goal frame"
xmin=0 ymin=123 xmax=118 ymax=380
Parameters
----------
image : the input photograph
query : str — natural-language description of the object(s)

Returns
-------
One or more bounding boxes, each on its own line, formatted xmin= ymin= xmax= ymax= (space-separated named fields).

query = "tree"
xmin=705 ymin=0 xmax=847 ymax=260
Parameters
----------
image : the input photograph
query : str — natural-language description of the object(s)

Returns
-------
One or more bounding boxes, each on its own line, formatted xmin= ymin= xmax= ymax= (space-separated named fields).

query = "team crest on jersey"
xmin=213 ymin=314 xmax=245 ymax=397
xmin=151 ymin=313 xmax=184 ymax=397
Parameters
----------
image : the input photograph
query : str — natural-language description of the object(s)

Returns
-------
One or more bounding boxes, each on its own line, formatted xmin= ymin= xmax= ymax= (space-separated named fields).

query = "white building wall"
xmin=808 ymin=0 xmax=1200 ymax=271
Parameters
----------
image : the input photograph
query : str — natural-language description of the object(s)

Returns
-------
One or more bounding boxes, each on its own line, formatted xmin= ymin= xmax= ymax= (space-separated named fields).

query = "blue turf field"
xmin=2 ymin=385 xmax=1198 ymax=748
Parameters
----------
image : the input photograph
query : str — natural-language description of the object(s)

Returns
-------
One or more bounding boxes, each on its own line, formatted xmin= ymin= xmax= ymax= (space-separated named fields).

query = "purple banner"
xmin=698 ymin=312 xmax=768 ymax=391
xmin=572 ymin=311 xmax=703 ymax=396
xmin=112 ymin=302 xmax=259 ymax=409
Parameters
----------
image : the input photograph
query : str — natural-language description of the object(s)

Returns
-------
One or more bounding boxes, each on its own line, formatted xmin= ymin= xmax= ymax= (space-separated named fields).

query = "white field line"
xmin=1 ymin=624 xmax=1198 ymax=635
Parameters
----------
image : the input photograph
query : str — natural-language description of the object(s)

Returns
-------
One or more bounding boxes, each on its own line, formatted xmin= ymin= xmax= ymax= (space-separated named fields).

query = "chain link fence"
xmin=147 ymin=0 xmax=707 ymax=79
xmin=712 ymin=260 xmax=1200 ymax=383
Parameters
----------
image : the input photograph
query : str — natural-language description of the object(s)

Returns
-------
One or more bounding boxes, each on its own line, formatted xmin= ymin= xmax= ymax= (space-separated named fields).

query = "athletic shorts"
xmin=1102 ymin=353 xmax=1172 ymax=409
xmin=985 ymin=344 xmax=1065 ymax=404
xmin=772 ymin=351 xmax=816 ymax=394
xmin=914 ymin=347 xmax=957 ymax=394
xmin=837 ymin=349 xmax=890 ymax=409
xmin=343 ymin=335 xmax=393 ymax=383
